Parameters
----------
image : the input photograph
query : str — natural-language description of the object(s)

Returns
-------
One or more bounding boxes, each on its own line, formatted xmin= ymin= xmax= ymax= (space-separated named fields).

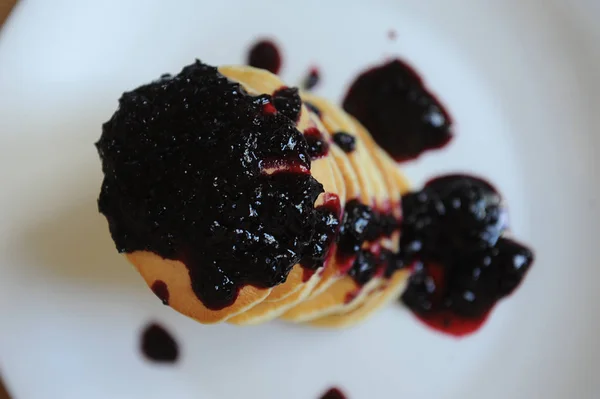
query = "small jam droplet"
xmin=320 ymin=387 xmax=347 ymax=399
xmin=247 ymin=40 xmax=282 ymax=74
xmin=302 ymin=67 xmax=321 ymax=90
xmin=140 ymin=323 xmax=179 ymax=363
xmin=332 ymin=132 xmax=356 ymax=153
xmin=151 ymin=280 xmax=169 ymax=305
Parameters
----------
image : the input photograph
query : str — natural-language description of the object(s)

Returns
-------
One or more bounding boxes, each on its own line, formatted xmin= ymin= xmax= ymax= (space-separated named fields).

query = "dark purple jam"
xmin=342 ymin=59 xmax=453 ymax=162
xmin=300 ymin=194 xmax=341 ymax=272
xmin=141 ymin=323 xmax=179 ymax=363
xmin=399 ymin=175 xmax=534 ymax=336
xmin=273 ymin=87 xmax=302 ymax=122
xmin=304 ymin=127 xmax=330 ymax=159
xmin=247 ymin=40 xmax=282 ymax=74
xmin=320 ymin=387 xmax=347 ymax=399
xmin=97 ymin=61 xmax=326 ymax=310
xmin=151 ymin=280 xmax=169 ymax=305
xmin=336 ymin=200 xmax=396 ymax=256
xmin=302 ymin=67 xmax=321 ymax=90
xmin=332 ymin=132 xmax=356 ymax=153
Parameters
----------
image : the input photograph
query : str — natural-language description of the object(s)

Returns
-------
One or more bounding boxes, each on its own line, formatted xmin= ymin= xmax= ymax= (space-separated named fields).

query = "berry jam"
xmin=151 ymin=280 xmax=169 ymax=305
xmin=320 ymin=387 xmax=347 ymax=399
xmin=273 ymin=87 xmax=302 ymax=122
xmin=399 ymin=175 xmax=534 ymax=336
xmin=247 ymin=40 xmax=282 ymax=74
xmin=304 ymin=127 xmax=330 ymax=159
xmin=342 ymin=59 xmax=453 ymax=162
xmin=303 ymin=67 xmax=321 ymax=90
xmin=301 ymin=194 xmax=341 ymax=271
xmin=97 ymin=61 xmax=325 ymax=310
xmin=332 ymin=132 xmax=356 ymax=153
xmin=140 ymin=323 xmax=179 ymax=363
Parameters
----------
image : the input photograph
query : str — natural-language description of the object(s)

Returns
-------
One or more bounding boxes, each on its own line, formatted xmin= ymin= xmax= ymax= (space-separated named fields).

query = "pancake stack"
xmin=97 ymin=62 xmax=411 ymax=328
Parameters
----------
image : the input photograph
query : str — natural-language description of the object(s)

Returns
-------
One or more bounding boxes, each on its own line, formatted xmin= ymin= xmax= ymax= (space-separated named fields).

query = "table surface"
xmin=0 ymin=5 xmax=16 ymax=399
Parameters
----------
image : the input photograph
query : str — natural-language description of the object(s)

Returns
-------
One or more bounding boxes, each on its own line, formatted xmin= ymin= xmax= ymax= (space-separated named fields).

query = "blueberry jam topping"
xmin=332 ymin=132 xmax=356 ymax=153
xmin=273 ymin=87 xmax=302 ymax=122
xmin=342 ymin=59 xmax=453 ymax=162
xmin=304 ymin=127 xmax=330 ymax=159
xmin=320 ymin=387 xmax=347 ymax=399
xmin=301 ymin=194 xmax=341 ymax=270
xmin=151 ymin=280 xmax=169 ymax=305
xmin=337 ymin=200 xmax=397 ymax=256
xmin=97 ymin=61 xmax=325 ymax=310
xmin=141 ymin=323 xmax=179 ymax=363
xmin=247 ymin=40 xmax=282 ymax=74
xmin=399 ymin=175 xmax=534 ymax=336
xmin=302 ymin=67 xmax=321 ymax=90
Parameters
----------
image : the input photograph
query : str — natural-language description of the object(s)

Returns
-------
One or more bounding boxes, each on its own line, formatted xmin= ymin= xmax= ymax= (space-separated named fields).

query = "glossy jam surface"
xmin=97 ymin=61 xmax=325 ymax=310
xmin=342 ymin=59 xmax=453 ymax=162
xmin=332 ymin=132 xmax=356 ymax=153
xmin=141 ymin=323 xmax=179 ymax=363
xmin=301 ymin=194 xmax=341 ymax=271
xmin=320 ymin=387 xmax=347 ymax=399
xmin=399 ymin=175 xmax=534 ymax=336
xmin=273 ymin=87 xmax=302 ymax=122
xmin=151 ymin=280 xmax=169 ymax=305
xmin=247 ymin=40 xmax=281 ymax=74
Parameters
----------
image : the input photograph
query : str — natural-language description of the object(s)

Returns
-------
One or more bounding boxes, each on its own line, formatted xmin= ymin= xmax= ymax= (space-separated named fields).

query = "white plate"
xmin=1 ymin=0 xmax=599 ymax=398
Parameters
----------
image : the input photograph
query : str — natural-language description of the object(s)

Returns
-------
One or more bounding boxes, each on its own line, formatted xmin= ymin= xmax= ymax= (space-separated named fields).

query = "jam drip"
xmin=399 ymin=175 xmax=534 ymax=336
xmin=151 ymin=280 xmax=169 ymax=305
xmin=97 ymin=61 xmax=325 ymax=310
xmin=247 ymin=40 xmax=281 ymax=74
xmin=141 ymin=323 xmax=179 ymax=363
xmin=342 ymin=59 xmax=453 ymax=162
xmin=301 ymin=194 xmax=341 ymax=271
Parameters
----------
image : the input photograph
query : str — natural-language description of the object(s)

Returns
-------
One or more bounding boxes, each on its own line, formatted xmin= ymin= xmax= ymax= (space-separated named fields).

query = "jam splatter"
xmin=388 ymin=30 xmax=397 ymax=40
xmin=151 ymin=280 xmax=169 ymax=305
xmin=342 ymin=59 xmax=453 ymax=162
xmin=332 ymin=132 xmax=356 ymax=153
xmin=247 ymin=40 xmax=282 ymax=74
xmin=399 ymin=175 xmax=534 ymax=336
xmin=303 ymin=67 xmax=321 ymax=90
xmin=97 ymin=61 xmax=326 ymax=310
xmin=140 ymin=323 xmax=179 ymax=363
xmin=319 ymin=387 xmax=347 ymax=399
